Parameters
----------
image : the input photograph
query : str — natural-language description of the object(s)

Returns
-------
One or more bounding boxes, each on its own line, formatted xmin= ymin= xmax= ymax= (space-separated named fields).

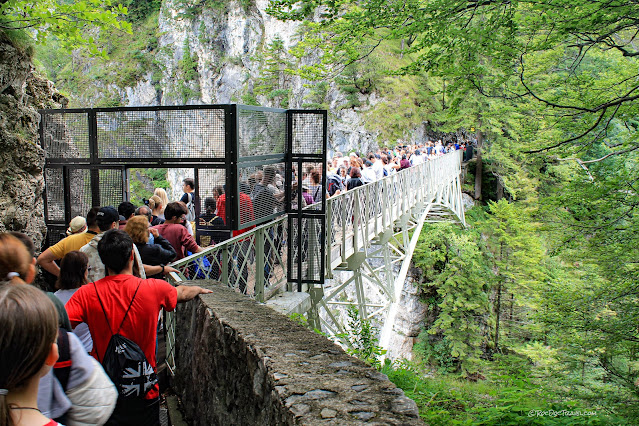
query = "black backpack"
xmin=327 ymin=175 xmax=342 ymax=196
xmin=94 ymin=282 xmax=157 ymax=399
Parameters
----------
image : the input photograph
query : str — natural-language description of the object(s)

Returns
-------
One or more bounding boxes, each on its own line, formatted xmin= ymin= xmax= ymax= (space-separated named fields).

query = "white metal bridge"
xmin=166 ymin=151 xmax=466 ymax=372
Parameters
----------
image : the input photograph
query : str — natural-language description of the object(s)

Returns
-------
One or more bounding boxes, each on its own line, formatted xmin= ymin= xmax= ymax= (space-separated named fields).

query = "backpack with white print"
xmin=94 ymin=282 xmax=157 ymax=399
xmin=185 ymin=192 xmax=196 ymax=222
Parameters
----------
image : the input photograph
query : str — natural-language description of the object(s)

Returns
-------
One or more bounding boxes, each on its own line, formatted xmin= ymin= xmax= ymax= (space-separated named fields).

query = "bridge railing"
xmin=167 ymin=150 xmax=461 ymax=296
xmin=164 ymin=150 xmax=463 ymax=375
xmin=325 ymin=151 xmax=462 ymax=271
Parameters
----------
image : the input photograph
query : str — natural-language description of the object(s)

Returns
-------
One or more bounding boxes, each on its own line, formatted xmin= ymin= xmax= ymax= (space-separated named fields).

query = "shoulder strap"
xmin=116 ymin=280 xmax=143 ymax=335
xmin=93 ymin=280 xmax=143 ymax=355
xmin=53 ymin=328 xmax=71 ymax=391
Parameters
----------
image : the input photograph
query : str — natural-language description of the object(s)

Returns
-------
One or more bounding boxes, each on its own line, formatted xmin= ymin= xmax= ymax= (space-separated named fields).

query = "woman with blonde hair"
xmin=147 ymin=195 xmax=165 ymax=226
xmin=0 ymin=284 xmax=61 ymax=426
xmin=125 ymin=216 xmax=175 ymax=279
xmin=0 ymin=233 xmax=35 ymax=285
xmin=153 ymin=188 xmax=169 ymax=220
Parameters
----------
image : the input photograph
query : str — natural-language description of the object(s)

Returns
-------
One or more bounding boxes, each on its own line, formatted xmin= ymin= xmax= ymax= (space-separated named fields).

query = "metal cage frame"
xmin=39 ymin=104 xmax=327 ymax=286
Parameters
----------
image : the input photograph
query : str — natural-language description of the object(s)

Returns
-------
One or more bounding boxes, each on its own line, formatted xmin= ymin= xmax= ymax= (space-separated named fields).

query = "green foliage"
xmin=120 ymin=0 xmax=161 ymax=22
xmin=413 ymin=222 xmax=491 ymax=375
xmin=35 ymin=11 xmax=161 ymax=106
xmin=383 ymin=357 xmax=625 ymax=425
xmin=301 ymin=81 xmax=328 ymax=109
xmin=174 ymin=38 xmax=201 ymax=103
xmin=413 ymin=331 xmax=457 ymax=373
xmin=253 ymin=35 xmax=293 ymax=108
xmin=175 ymin=0 xmax=227 ymax=19
xmin=335 ymin=306 xmax=386 ymax=369
xmin=129 ymin=168 xmax=168 ymax=207
xmin=0 ymin=0 xmax=131 ymax=55
xmin=179 ymin=38 xmax=199 ymax=82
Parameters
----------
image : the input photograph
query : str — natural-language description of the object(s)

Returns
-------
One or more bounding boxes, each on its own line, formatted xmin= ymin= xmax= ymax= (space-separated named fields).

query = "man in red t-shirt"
xmin=216 ymin=183 xmax=256 ymax=237
xmin=65 ymin=229 xmax=211 ymax=426
xmin=152 ymin=202 xmax=204 ymax=260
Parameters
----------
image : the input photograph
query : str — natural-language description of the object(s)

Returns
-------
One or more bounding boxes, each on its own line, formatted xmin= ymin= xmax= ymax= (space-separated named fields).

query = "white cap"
xmin=67 ymin=216 xmax=87 ymax=235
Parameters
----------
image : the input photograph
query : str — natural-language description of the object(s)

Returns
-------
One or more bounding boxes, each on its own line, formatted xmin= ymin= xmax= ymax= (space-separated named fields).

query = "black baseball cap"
xmin=96 ymin=206 xmax=119 ymax=226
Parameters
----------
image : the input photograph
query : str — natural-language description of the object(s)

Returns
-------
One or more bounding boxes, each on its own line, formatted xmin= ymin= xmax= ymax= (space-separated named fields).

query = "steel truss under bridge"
xmin=166 ymin=151 xmax=466 ymax=371
xmin=318 ymin=151 xmax=465 ymax=354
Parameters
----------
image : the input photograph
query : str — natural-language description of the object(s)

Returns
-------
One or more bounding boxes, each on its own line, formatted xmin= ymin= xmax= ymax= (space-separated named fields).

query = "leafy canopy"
xmin=0 ymin=0 xmax=131 ymax=55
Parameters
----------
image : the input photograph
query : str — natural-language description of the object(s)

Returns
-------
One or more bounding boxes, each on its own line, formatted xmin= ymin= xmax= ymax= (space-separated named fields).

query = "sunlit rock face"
xmin=127 ymin=0 xmax=385 ymax=157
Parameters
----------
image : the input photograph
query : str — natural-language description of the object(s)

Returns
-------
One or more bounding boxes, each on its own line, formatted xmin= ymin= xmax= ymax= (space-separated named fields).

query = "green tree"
xmin=253 ymin=35 xmax=293 ymax=108
xmin=481 ymin=200 xmax=546 ymax=352
xmin=0 ymin=0 xmax=131 ymax=54
xmin=413 ymin=222 xmax=492 ymax=375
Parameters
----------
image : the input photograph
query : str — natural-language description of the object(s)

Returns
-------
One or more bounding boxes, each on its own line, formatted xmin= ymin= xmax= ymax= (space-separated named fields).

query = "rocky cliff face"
xmin=0 ymin=34 xmax=66 ymax=249
xmin=120 ymin=0 xmax=405 ymax=155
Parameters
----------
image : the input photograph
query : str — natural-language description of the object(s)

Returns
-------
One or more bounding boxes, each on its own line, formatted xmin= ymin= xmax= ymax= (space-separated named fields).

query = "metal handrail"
xmin=166 ymin=150 xmax=462 ymax=295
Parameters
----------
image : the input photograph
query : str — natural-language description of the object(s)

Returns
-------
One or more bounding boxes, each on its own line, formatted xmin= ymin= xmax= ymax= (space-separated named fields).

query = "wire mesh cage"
xmin=41 ymin=111 xmax=90 ymax=160
xmin=237 ymin=106 xmax=286 ymax=159
xmin=238 ymin=162 xmax=286 ymax=227
xmin=40 ymin=105 xmax=327 ymax=287
xmin=96 ymin=108 xmax=226 ymax=160
xmin=290 ymin=111 xmax=324 ymax=156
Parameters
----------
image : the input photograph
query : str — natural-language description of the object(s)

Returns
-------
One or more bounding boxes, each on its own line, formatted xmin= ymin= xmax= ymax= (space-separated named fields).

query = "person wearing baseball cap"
xmin=81 ymin=206 xmax=176 ymax=282
xmin=37 ymin=208 xmax=100 ymax=277
xmin=66 ymin=216 xmax=87 ymax=236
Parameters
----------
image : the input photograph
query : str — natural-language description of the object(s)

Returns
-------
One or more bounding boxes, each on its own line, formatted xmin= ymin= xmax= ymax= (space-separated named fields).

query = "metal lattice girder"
xmin=318 ymin=151 xmax=466 ymax=348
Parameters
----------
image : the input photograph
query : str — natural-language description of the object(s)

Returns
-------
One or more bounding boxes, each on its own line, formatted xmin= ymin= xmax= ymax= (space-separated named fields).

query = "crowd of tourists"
xmin=0 ymin=140 xmax=465 ymax=426
xmin=0 ymin=181 xmax=215 ymax=426
xmin=320 ymin=140 xmax=466 ymax=197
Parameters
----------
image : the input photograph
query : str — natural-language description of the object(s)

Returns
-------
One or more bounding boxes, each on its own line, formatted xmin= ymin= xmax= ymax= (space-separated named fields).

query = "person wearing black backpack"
xmin=65 ymin=229 xmax=212 ymax=426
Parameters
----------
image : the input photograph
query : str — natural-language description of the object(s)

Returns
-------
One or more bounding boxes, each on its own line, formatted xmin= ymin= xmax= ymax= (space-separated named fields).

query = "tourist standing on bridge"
xmin=361 ymin=160 xmax=377 ymax=183
xmin=152 ymin=188 xmax=169 ymax=220
xmin=147 ymin=195 xmax=165 ymax=226
xmin=152 ymin=202 xmax=204 ymax=261
xmin=54 ymin=251 xmax=93 ymax=352
xmin=125 ymin=216 xmax=176 ymax=280
xmin=66 ymin=216 xmax=87 ymax=236
xmin=308 ymin=169 xmax=324 ymax=204
xmin=65 ymin=229 xmax=213 ymax=426
xmin=37 ymin=207 xmax=100 ymax=278
xmin=81 ymin=207 xmax=145 ymax=283
xmin=117 ymin=201 xmax=136 ymax=230
xmin=347 ymin=167 xmax=365 ymax=190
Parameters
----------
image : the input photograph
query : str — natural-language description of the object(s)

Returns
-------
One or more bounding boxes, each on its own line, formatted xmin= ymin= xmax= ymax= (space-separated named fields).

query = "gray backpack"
xmin=185 ymin=193 xmax=196 ymax=222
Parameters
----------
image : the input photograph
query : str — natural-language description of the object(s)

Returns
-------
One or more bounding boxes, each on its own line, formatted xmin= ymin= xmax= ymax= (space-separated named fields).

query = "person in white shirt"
xmin=371 ymin=154 xmax=384 ymax=180
xmin=361 ymin=160 xmax=377 ymax=183
xmin=411 ymin=149 xmax=425 ymax=166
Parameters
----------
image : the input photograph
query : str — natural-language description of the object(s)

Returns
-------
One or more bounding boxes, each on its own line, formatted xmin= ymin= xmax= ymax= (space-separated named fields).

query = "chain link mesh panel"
xmin=170 ymin=217 xmax=288 ymax=299
xmin=69 ymin=168 xmax=92 ymax=219
xmin=96 ymin=109 xmax=226 ymax=159
xmin=41 ymin=112 xmax=90 ymax=159
xmin=195 ymin=168 xmax=230 ymax=247
xmin=45 ymin=168 xmax=65 ymax=222
xmin=288 ymin=212 xmax=323 ymax=282
xmin=238 ymin=162 xmax=286 ymax=227
xmin=237 ymin=108 xmax=286 ymax=159
xmin=290 ymin=112 xmax=324 ymax=155
xmin=99 ymin=169 xmax=124 ymax=209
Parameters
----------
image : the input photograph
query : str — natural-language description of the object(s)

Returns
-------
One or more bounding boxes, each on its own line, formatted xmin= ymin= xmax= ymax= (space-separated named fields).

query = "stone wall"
xmin=173 ymin=280 xmax=424 ymax=425
xmin=0 ymin=33 xmax=66 ymax=249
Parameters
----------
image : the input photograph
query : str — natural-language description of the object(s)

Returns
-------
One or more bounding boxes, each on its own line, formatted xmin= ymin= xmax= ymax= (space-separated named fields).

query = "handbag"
xmin=55 ymin=330 xmax=118 ymax=426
